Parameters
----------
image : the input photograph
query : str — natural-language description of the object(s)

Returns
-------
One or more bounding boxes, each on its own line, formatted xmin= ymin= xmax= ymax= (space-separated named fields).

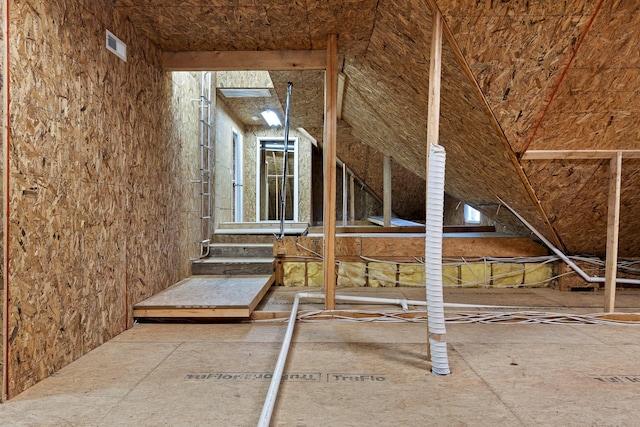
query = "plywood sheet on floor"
xmin=4 ymin=323 xmax=640 ymax=426
xmin=133 ymin=275 xmax=272 ymax=318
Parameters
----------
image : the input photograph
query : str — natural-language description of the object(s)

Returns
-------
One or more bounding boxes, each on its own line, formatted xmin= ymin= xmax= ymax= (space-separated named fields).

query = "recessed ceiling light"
xmin=219 ymin=88 xmax=271 ymax=98
xmin=261 ymin=110 xmax=281 ymax=127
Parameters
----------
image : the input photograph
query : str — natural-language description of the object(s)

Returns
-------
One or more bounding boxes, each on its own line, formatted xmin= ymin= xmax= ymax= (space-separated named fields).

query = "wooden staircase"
xmin=191 ymin=222 xmax=308 ymax=276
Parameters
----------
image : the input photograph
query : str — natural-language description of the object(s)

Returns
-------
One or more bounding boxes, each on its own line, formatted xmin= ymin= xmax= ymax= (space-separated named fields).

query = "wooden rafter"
xmin=522 ymin=150 xmax=640 ymax=160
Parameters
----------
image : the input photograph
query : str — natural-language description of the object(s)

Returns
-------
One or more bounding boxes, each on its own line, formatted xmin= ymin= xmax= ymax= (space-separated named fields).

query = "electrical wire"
xmin=255 ymin=309 xmax=640 ymax=325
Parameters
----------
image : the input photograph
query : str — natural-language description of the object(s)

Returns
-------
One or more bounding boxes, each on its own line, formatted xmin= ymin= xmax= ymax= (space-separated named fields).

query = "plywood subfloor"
xmin=4 ymin=317 xmax=640 ymax=426
xmin=133 ymin=275 xmax=273 ymax=318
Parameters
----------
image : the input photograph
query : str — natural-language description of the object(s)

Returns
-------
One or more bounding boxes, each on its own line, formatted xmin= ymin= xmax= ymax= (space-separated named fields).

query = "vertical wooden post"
xmin=323 ymin=34 xmax=338 ymax=310
xmin=427 ymin=11 xmax=442 ymax=148
xmin=383 ymin=156 xmax=392 ymax=227
xmin=425 ymin=8 xmax=443 ymax=363
xmin=3 ymin=0 xmax=10 ymax=401
xmin=604 ymin=151 xmax=622 ymax=312
xmin=342 ymin=163 xmax=348 ymax=226
xmin=349 ymin=174 xmax=355 ymax=222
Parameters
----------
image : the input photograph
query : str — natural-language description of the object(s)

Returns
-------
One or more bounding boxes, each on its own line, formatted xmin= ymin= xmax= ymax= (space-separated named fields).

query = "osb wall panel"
xmin=171 ymin=72 xmax=202 ymax=269
xmin=520 ymin=4 xmax=640 ymax=256
xmin=438 ymin=1 xmax=640 ymax=256
xmin=527 ymin=2 xmax=640 ymax=151
xmin=523 ymin=159 xmax=640 ymax=257
xmin=113 ymin=1 xmax=377 ymax=56
xmin=243 ymin=126 xmax=312 ymax=223
xmin=7 ymin=0 xmax=192 ymax=398
xmin=343 ymin=0 xmax=547 ymax=238
xmin=214 ymin=99 xmax=243 ymax=228
xmin=216 ymin=71 xmax=273 ymax=89
xmin=270 ymin=70 xmax=325 ymax=142
xmin=437 ymin=0 xmax=597 ymax=153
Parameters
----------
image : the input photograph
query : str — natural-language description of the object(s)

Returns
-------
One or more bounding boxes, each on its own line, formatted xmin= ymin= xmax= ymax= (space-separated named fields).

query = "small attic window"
xmin=464 ymin=204 xmax=481 ymax=224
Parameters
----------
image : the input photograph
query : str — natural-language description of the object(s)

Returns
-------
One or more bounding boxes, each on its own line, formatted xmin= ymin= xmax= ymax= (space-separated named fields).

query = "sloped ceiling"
xmin=437 ymin=0 xmax=640 ymax=256
xmin=113 ymin=0 xmax=640 ymax=256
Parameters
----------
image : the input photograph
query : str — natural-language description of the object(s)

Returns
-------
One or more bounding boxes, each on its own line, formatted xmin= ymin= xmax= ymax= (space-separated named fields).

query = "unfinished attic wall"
xmin=171 ymin=72 xmax=202 ymax=272
xmin=214 ymin=98 xmax=244 ymax=229
xmin=6 ymin=0 xmax=195 ymax=398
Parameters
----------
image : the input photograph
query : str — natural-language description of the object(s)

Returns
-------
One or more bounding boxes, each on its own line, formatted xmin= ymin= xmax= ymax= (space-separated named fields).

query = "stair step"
xmin=192 ymin=258 xmax=275 ymax=276
xmin=217 ymin=222 xmax=308 ymax=232
xmin=210 ymin=234 xmax=277 ymax=244
xmin=208 ymin=243 xmax=274 ymax=258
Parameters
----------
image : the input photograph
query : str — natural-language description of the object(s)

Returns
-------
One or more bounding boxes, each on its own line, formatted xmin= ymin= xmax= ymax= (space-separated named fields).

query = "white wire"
xmin=255 ymin=310 xmax=640 ymax=326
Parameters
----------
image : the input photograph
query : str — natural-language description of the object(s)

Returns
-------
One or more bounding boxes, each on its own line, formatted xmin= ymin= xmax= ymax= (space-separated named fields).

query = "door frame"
xmin=255 ymin=136 xmax=299 ymax=222
xmin=232 ymin=129 xmax=243 ymax=222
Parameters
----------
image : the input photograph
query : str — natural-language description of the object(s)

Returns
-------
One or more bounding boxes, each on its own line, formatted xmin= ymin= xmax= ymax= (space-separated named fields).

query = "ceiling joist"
xmin=161 ymin=50 xmax=327 ymax=71
xmin=522 ymin=150 xmax=640 ymax=160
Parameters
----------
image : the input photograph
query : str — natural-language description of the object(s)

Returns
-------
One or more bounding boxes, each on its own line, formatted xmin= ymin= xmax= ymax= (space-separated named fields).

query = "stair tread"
xmin=194 ymin=257 xmax=274 ymax=263
xmin=209 ymin=243 xmax=273 ymax=247
xmin=213 ymin=228 xmax=306 ymax=235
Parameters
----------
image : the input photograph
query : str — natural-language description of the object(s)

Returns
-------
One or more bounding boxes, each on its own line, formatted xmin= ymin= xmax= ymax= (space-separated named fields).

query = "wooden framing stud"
xmin=383 ymin=156 xmax=392 ymax=227
xmin=604 ymin=151 xmax=622 ymax=312
xmin=323 ymin=35 xmax=338 ymax=310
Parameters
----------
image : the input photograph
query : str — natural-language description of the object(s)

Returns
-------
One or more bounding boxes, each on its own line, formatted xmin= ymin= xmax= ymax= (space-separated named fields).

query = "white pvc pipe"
xmin=257 ymin=291 xmax=305 ymax=427
xmin=425 ymin=143 xmax=450 ymax=375
xmin=499 ymin=198 xmax=640 ymax=286
xmin=257 ymin=289 xmax=534 ymax=426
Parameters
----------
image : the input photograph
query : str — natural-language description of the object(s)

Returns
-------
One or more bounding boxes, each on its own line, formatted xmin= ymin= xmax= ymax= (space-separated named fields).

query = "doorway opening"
xmin=232 ymin=129 xmax=243 ymax=222
xmin=256 ymin=137 xmax=298 ymax=222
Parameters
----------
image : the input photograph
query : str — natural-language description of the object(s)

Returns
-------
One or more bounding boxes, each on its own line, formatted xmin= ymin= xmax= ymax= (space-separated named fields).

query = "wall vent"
xmin=106 ymin=30 xmax=127 ymax=62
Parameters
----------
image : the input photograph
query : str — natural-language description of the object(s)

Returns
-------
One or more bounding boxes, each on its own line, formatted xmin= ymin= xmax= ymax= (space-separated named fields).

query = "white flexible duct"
xmin=425 ymin=143 xmax=450 ymax=375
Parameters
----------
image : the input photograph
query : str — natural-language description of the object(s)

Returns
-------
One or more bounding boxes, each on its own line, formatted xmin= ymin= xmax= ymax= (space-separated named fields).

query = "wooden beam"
xmin=349 ymin=174 xmax=355 ymax=222
xmin=337 ymin=72 xmax=346 ymax=120
xmin=323 ymin=35 xmax=338 ymax=310
xmin=604 ymin=151 xmax=622 ymax=312
xmin=383 ymin=156 xmax=392 ymax=227
xmin=161 ymin=50 xmax=327 ymax=71
xmin=426 ymin=13 xmax=442 ymax=147
xmin=342 ymin=163 xmax=348 ymax=226
xmin=522 ymin=150 xmax=640 ymax=160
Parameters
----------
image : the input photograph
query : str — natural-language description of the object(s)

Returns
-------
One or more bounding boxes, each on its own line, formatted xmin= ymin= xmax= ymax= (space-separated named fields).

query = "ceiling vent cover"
xmin=106 ymin=30 xmax=127 ymax=62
